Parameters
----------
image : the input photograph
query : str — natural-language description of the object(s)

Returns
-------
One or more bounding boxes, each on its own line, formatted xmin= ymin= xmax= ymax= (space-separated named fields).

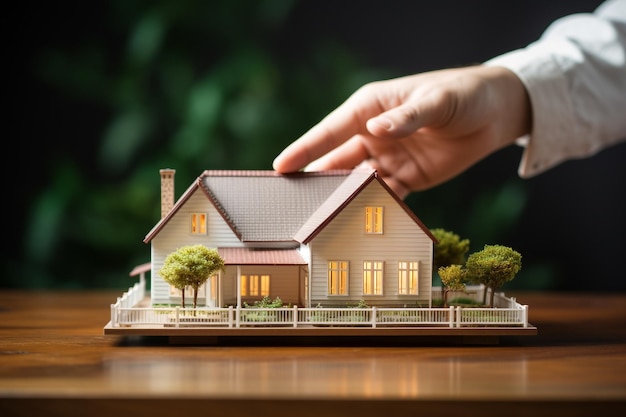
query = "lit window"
xmin=241 ymin=275 xmax=248 ymax=296
xmin=260 ymin=275 xmax=270 ymax=296
xmin=240 ymin=275 xmax=270 ymax=296
xmin=365 ymin=207 xmax=383 ymax=234
xmin=191 ymin=213 xmax=207 ymax=234
xmin=398 ymin=261 xmax=419 ymax=295
xmin=328 ymin=261 xmax=348 ymax=295
xmin=363 ymin=261 xmax=384 ymax=295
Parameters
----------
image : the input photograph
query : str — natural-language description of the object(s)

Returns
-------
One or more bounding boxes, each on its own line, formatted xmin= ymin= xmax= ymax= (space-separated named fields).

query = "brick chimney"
xmin=159 ymin=169 xmax=175 ymax=219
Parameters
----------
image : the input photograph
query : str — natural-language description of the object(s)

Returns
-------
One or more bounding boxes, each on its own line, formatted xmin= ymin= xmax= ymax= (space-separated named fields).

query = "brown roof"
xmin=294 ymin=169 xmax=377 ymax=243
xmin=217 ymin=247 xmax=306 ymax=265
xmin=144 ymin=168 xmax=436 ymax=244
xmin=198 ymin=170 xmax=350 ymax=242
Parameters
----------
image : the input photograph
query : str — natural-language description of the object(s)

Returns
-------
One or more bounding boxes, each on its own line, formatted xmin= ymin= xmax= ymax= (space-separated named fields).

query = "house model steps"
xmin=104 ymin=168 xmax=537 ymax=343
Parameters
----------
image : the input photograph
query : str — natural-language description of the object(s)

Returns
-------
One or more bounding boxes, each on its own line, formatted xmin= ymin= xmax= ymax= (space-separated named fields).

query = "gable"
xmin=144 ymin=168 xmax=435 ymax=245
xmin=295 ymin=171 xmax=436 ymax=244
xmin=308 ymin=179 xmax=434 ymax=245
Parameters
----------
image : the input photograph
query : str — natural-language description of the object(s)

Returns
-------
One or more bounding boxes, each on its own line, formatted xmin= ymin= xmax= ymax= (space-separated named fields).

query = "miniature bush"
xmin=244 ymin=296 xmax=284 ymax=308
xmin=242 ymin=296 xmax=286 ymax=323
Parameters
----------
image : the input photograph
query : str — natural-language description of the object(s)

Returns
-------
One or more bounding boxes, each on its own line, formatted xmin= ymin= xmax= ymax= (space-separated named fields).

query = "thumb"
xmin=366 ymin=93 xmax=446 ymax=138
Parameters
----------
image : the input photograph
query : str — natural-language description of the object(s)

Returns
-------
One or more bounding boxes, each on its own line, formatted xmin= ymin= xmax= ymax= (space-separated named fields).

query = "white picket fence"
xmin=109 ymin=281 xmax=529 ymax=329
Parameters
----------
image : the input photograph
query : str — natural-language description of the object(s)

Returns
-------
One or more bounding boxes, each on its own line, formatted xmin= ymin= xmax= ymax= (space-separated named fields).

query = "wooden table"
xmin=0 ymin=290 xmax=624 ymax=416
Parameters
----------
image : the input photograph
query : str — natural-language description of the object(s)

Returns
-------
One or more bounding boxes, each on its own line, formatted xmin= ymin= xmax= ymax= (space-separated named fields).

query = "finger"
xmin=307 ymin=150 xmax=410 ymax=199
xmin=273 ymin=111 xmax=361 ymax=172
xmin=366 ymin=89 xmax=450 ymax=139
xmin=304 ymin=135 xmax=370 ymax=171
xmin=273 ymin=90 xmax=380 ymax=172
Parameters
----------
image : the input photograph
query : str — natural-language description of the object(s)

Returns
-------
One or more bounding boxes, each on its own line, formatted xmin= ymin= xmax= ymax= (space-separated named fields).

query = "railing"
xmin=110 ymin=279 xmax=145 ymax=323
xmin=110 ymin=283 xmax=529 ymax=329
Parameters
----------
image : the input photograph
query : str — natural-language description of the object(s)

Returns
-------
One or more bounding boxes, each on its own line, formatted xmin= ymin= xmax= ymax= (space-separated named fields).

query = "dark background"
xmin=6 ymin=0 xmax=625 ymax=291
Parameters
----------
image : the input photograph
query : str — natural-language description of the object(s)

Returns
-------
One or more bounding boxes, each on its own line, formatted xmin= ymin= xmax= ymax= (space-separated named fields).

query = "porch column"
xmin=236 ymin=265 xmax=242 ymax=308
xmin=303 ymin=266 xmax=311 ymax=308
xmin=217 ymin=271 xmax=223 ymax=308
xmin=306 ymin=265 xmax=311 ymax=308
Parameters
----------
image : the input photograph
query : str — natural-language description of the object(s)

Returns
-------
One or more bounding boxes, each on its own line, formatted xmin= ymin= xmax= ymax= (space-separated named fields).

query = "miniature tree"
xmin=159 ymin=245 xmax=225 ymax=308
xmin=438 ymin=264 xmax=467 ymax=307
xmin=465 ymin=244 xmax=522 ymax=307
xmin=431 ymin=228 xmax=470 ymax=271
xmin=431 ymin=228 xmax=470 ymax=304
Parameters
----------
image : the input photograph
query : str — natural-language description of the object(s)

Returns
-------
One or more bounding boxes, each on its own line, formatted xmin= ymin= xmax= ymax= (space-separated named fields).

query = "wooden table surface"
xmin=0 ymin=290 xmax=624 ymax=416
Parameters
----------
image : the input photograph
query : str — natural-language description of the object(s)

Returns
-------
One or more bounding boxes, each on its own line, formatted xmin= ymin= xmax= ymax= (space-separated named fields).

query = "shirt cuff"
xmin=485 ymin=45 xmax=581 ymax=178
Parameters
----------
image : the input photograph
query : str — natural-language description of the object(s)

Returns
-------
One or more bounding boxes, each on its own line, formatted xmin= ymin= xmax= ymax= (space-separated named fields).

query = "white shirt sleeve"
xmin=485 ymin=0 xmax=626 ymax=178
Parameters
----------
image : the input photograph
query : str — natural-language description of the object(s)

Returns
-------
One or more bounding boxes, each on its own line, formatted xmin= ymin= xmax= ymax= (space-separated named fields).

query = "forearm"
xmin=485 ymin=0 xmax=626 ymax=178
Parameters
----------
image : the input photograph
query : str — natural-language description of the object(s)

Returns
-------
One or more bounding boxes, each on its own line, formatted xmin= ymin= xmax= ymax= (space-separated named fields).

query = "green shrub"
xmin=244 ymin=296 xmax=284 ymax=308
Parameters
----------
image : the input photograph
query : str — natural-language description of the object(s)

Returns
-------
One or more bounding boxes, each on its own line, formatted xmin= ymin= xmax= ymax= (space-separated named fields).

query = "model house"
xmin=145 ymin=168 xmax=437 ymax=309
xmin=105 ymin=168 xmax=535 ymax=338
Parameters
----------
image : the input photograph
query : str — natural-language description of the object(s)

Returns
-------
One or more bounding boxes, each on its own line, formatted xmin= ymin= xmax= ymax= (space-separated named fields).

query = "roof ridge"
xmin=199 ymin=169 xmax=359 ymax=178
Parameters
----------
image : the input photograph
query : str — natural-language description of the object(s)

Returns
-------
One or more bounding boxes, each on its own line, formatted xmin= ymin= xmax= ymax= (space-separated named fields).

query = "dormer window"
xmin=365 ymin=206 xmax=383 ymax=234
xmin=191 ymin=213 xmax=207 ymax=234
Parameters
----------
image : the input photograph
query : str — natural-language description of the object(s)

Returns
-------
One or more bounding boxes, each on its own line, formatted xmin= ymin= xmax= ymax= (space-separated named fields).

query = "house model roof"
xmin=144 ymin=168 xmax=435 ymax=245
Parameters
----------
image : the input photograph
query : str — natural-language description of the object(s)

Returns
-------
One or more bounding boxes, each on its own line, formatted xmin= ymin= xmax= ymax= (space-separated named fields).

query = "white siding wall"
xmin=309 ymin=182 xmax=433 ymax=307
xmin=150 ymin=190 xmax=242 ymax=304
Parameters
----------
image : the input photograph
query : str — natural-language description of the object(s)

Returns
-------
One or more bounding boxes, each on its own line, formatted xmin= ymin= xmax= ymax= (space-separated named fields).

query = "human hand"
xmin=273 ymin=65 xmax=531 ymax=199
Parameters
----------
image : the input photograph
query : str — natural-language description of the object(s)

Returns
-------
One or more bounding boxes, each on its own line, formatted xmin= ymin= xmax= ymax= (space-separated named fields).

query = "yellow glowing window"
xmin=241 ymin=275 xmax=248 ymax=296
xmin=191 ymin=213 xmax=207 ymax=234
xmin=363 ymin=261 xmax=384 ymax=295
xmin=398 ymin=261 xmax=419 ymax=295
xmin=240 ymin=275 xmax=270 ymax=296
xmin=365 ymin=206 xmax=383 ymax=234
xmin=328 ymin=261 xmax=348 ymax=295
